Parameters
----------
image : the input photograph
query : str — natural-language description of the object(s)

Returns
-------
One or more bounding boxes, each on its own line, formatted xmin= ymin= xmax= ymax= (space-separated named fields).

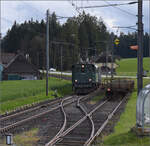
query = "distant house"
xmin=95 ymin=53 xmax=118 ymax=74
xmin=95 ymin=52 xmax=115 ymax=63
xmin=1 ymin=53 xmax=40 ymax=80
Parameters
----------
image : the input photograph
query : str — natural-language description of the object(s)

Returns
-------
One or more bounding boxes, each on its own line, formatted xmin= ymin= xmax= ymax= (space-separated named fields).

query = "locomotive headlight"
xmin=89 ymin=78 xmax=92 ymax=82
xmin=75 ymin=80 xmax=78 ymax=82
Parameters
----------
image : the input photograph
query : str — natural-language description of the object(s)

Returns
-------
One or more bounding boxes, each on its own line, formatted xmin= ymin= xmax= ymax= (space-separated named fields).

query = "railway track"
xmin=0 ymin=95 xmax=77 ymax=135
xmin=0 ymin=90 xmax=99 ymax=137
xmin=45 ymin=93 xmax=128 ymax=146
xmin=0 ymin=95 xmax=73 ymax=120
xmin=0 ymin=96 xmax=70 ymax=120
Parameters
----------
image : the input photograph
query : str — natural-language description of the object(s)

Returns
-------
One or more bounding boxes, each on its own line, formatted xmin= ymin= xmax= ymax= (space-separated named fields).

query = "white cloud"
xmin=84 ymin=9 xmax=117 ymax=33
xmin=105 ymin=18 xmax=117 ymax=32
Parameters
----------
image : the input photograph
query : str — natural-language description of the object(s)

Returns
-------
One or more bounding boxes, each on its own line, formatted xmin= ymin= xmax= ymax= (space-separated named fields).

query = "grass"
xmin=0 ymin=77 xmax=72 ymax=114
xmin=101 ymin=78 xmax=150 ymax=146
xmin=0 ymin=78 xmax=71 ymax=102
xmin=0 ymin=128 xmax=39 ymax=146
xmin=14 ymin=128 xmax=39 ymax=146
xmin=0 ymin=77 xmax=72 ymax=145
xmin=116 ymin=58 xmax=150 ymax=76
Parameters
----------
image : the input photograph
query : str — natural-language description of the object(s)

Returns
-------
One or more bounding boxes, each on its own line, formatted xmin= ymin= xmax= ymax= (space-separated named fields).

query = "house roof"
xmin=3 ymin=57 xmax=38 ymax=74
xmin=1 ymin=53 xmax=16 ymax=67
xmin=1 ymin=52 xmax=39 ymax=74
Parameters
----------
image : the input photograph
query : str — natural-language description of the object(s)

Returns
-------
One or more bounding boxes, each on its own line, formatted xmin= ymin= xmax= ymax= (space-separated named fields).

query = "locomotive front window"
xmin=92 ymin=66 xmax=95 ymax=72
xmin=74 ymin=66 xmax=81 ymax=72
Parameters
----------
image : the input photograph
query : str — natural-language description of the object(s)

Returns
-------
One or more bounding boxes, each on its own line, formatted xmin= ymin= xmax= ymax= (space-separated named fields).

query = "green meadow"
xmin=116 ymin=57 xmax=150 ymax=76
xmin=0 ymin=77 xmax=72 ymax=114
xmin=101 ymin=78 xmax=150 ymax=146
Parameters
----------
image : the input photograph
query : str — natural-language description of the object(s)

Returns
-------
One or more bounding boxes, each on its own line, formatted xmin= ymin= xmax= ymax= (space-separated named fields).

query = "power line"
xmin=56 ymin=16 xmax=73 ymax=19
xmin=68 ymin=0 xmax=82 ymax=15
xmin=113 ymin=25 xmax=137 ymax=31
xmin=77 ymin=0 xmax=137 ymax=17
xmin=103 ymin=0 xmax=137 ymax=17
xmin=23 ymin=2 xmax=72 ymax=21
xmin=79 ymin=2 xmax=137 ymax=9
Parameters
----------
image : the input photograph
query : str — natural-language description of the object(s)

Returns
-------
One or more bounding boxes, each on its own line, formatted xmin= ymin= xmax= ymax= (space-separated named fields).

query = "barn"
xmin=1 ymin=53 xmax=40 ymax=80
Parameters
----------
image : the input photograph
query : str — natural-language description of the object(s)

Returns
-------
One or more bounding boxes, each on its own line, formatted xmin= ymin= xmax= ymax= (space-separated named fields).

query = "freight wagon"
xmin=104 ymin=78 xmax=134 ymax=95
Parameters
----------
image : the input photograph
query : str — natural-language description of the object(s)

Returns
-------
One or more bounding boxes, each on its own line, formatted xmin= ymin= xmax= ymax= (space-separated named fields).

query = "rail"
xmin=45 ymin=98 xmax=67 ymax=146
xmin=85 ymin=95 xmax=128 ymax=146
xmin=77 ymin=96 xmax=95 ymax=146
xmin=0 ymin=96 xmax=73 ymax=122
xmin=0 ymin=96 xmax=76 ymax=134
xmin=46 ymin=98 xmax=108 ymax=145
xmin=45 ymin=93 xmax=128 ymax=146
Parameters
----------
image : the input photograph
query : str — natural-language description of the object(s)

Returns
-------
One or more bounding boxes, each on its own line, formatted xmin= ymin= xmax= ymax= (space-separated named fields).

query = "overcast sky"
xmin=1 ymin=0 xmax=150 ymax=38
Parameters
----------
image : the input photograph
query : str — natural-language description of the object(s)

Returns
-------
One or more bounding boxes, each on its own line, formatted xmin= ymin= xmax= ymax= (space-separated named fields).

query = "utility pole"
xmin=106 ymin=44 xmax=109 ymax=80
xmin=46 ymin=9 xmax=49 ymax=96
xmin=149 ymin=0 xmax=150 ymax=65
xmin=50 ymin=41 xmax=75 ymax=78
xmin=137 ymin=0 xmax=143 ymax=94
xmin=111 ymin=35 xmax=114 ymax=79
xmin=0 ymin=33 xmax=1 ymax=63
xmin=94 ymin=45 xmax=96 ymax=58
xmin=61 ymin=45 xmax=63 ymax=79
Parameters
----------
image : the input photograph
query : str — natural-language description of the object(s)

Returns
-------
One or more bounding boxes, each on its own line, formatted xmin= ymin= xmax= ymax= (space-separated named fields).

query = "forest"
xmin=1 ymin=11 xmax=149 ymax=71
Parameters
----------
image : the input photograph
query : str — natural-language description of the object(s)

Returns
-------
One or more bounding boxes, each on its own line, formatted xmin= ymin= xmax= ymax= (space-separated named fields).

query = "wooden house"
xmin=1 ymin=53 xmax=40 ymax=80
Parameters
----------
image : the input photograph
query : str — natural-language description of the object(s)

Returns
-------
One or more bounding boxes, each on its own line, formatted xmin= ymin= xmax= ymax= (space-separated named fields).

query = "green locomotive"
xmin=72 ymin=63 xmax=101 ymax=94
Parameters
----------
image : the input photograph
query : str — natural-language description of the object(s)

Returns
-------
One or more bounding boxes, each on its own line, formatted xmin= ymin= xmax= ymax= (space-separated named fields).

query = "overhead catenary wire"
xmin=103 ymin=0 xmax=137 ymax=17
xmin=68 ymin=0 xmax=82 ymax=15
xmin=79 ymin=2 xmax=136 ymax=9
xmin=56 ymin=16 xmax=73 ymax=19
xmin=113 ymin=25 xmax=137 ymax=31
xmin=75 ymin=0 xmax=137 ymax=31
xmin=21 ymin=2 xmax=73 ymax=22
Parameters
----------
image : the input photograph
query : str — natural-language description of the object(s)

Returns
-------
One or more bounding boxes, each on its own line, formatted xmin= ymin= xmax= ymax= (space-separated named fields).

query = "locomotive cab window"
xmin=73 ymin=65 xmax=81 ymax=72
xmin=92 ymin=65 xmax=96 ymax=72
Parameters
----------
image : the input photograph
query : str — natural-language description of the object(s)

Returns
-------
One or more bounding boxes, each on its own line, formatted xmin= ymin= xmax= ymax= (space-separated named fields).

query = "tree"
xmin=2 ymin=11 xmax=149 ymax=71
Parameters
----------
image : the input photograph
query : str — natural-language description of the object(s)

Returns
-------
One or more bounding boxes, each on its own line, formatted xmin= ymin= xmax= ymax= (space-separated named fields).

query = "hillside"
xmin=116 ymin=58 xmax=150 ymax=76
